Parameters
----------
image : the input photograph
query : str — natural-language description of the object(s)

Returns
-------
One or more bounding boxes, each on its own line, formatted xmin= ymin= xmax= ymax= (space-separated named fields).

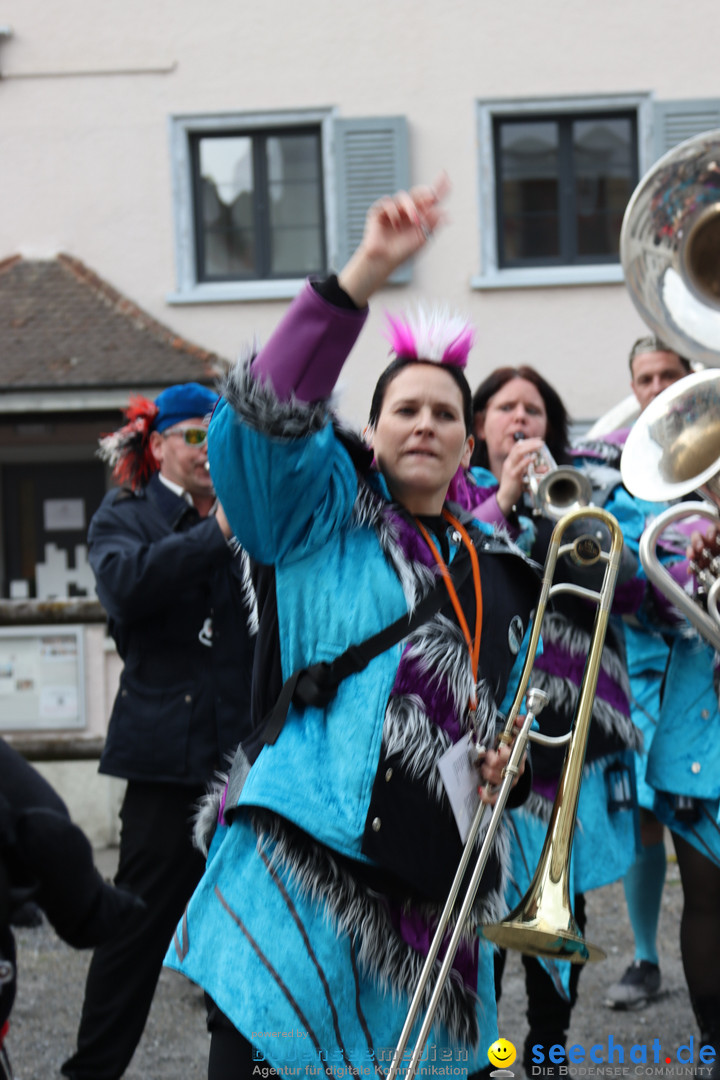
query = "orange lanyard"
xmin=414 ymin=509 xmax=483 ymax=709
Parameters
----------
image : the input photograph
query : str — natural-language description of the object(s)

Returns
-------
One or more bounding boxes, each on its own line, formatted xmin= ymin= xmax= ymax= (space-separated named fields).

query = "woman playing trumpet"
xmin=458 ymin=366 xmax=644 ymax=1076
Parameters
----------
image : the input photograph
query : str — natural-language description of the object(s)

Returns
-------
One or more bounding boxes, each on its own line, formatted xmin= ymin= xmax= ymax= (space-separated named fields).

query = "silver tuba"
xmin=621 ymin=128 xmax=720 ymax=364
xmin=620 ymin=127 xmax=720 ymax=647
xmin=621 ymin=369 xmax=720 ymax=650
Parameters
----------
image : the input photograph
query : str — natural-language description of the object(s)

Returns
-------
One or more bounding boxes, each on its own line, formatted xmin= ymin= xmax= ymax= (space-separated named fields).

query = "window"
xmin=169 ymin=110 xmax=410 ymax=303
xmin=192 ymin=127 xmax=326 ymax=283
xmin=495 ymin=112 xmax=637 ymax=268
xmin=474 ymin=95 xmax=654 ymax=289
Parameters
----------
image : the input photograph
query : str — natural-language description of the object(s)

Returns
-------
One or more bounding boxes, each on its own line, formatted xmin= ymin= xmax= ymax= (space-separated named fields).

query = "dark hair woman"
xmin=163 ymin=179 xmax=543 ymax=1079
xmin=458 ymin=365 xmax=644 ymax=1075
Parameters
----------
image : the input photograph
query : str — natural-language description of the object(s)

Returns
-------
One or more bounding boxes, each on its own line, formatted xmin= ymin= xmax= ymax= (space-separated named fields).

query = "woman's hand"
xmin=687 ymin=521 xmax=720 ymax=570
xmin=477 ymin=716 xmax=527 ymax=806
xmin=495 ymin=436 xmax=545 ymax=517
xmin=338 ymin=173 xmax=450 ymax=307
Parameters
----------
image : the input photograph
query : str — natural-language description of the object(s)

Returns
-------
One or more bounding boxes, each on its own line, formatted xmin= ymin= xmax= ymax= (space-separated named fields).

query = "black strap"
xmin=258 ymin=543 xmax=476 ymax=748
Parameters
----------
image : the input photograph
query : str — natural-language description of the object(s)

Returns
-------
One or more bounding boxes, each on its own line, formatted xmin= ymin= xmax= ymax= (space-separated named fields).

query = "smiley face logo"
xmin=488 ymin=1038 xmax=517 ymax=1070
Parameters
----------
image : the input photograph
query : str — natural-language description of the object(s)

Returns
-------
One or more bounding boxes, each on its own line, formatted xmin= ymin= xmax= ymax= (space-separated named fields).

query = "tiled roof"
xmin=0 ymin=254 xmax=225 ymax=390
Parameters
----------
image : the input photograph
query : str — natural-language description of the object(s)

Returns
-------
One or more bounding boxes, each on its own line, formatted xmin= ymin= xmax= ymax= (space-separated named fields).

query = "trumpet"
xmin=520 ymin=437 xmax=593 ymax=520
xmin=388 ymin=506 xmax=623 ymax=1080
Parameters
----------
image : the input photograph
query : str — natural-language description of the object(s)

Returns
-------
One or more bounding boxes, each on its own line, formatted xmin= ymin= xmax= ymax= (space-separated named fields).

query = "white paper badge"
xmin=437 ymin=735 xmax=481 ymax=844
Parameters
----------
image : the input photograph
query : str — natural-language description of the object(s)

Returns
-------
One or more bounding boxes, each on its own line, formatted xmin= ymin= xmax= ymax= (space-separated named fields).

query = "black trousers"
xmin=62 ymin=781 xmax=205 ymax=1080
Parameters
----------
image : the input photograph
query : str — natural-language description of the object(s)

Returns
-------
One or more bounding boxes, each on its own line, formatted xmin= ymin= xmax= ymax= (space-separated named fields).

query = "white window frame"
xmin=472 ymin=93 xmax=655 ymax=291
xmin=167 ymin=107 xmax=337 ymax=305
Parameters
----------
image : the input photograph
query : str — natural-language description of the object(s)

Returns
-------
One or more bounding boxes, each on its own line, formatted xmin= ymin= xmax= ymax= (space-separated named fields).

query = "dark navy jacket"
xmin=88 ymin=473 xmax=254 ymax=785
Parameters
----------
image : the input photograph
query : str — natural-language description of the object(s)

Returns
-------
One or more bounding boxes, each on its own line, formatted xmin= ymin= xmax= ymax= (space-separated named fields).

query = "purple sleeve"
xmin=470 ymin=492 xmax=520 ymax=538
xmin=250 ymin=279 xmax=368 ymax=402
xmin=445 ymin=468 xmax=520 ymax=536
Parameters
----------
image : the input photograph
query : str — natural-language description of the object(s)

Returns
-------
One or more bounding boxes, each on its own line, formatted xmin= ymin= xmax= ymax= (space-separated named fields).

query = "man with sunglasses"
xmin=62 ymin=383 xmax=255 ymax=1080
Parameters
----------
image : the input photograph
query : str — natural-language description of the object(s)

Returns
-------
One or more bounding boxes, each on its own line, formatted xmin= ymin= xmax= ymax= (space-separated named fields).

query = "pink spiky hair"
xmin=384 ymin=306 xmax=475 ymax=369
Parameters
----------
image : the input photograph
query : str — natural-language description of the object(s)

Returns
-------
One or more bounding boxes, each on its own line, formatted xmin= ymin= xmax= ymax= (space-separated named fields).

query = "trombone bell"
xmin=481 ymin=757 xmax=606 ymax=962
xmin=481 ymin=708 xmax=606 ymax=963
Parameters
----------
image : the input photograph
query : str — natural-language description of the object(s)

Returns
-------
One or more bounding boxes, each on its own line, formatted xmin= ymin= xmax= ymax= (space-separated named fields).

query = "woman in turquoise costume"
xmin=164 ymin=179 xmax=542 ymax=1079
xmin=462 ymin=366 xmax=644 ymax=1076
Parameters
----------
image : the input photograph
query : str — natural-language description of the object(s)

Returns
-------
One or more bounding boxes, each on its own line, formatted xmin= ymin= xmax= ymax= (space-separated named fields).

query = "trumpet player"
xmin=460 ymin=366 xmax=643 ymax=1078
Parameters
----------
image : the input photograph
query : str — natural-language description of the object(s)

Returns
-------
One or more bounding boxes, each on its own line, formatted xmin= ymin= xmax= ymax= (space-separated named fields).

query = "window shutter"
xmin=653 ymin=99 xmax=720 ymax=161
xmin=332 ymin=116 xmax=411 ymax=284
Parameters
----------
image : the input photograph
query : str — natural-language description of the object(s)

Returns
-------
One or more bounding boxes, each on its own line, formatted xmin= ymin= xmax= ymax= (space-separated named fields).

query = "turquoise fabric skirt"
xmin=164 ymin=815 xmax=499 ymax=1076
xmin=652 ymin=791 xmax=720 ymax=866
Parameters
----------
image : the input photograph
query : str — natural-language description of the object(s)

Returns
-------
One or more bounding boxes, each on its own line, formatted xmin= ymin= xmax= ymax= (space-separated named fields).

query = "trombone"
xmin=388 ymin=505 xmax=623 ymax=1080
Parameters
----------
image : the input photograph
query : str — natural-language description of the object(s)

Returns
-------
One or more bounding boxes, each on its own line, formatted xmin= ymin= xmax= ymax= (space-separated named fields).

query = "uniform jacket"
xmin=89 ymin=472 xmax=255 ymax=785
xmin=167 ymin=280 xmax=541 ymax=1061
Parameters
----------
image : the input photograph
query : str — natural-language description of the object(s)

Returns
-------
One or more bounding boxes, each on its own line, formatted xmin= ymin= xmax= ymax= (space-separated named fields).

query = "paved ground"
xmin=5 ymin=846 xmax=702 ymax=1080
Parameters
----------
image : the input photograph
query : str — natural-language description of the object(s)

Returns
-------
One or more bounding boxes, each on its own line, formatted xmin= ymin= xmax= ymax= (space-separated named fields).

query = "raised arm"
xmin=337 ymin=173 xmax=449 ymax=307
xmin=250 ymin=175 xmax=450 ymax=402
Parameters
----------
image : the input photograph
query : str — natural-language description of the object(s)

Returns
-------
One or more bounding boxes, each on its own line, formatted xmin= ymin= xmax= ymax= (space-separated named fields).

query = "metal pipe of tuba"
xmin=388 ymin=506 xmax=624 ymax=1080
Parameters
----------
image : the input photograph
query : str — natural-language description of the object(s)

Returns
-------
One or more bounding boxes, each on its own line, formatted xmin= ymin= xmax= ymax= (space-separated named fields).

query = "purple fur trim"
xmin=531 ymin=775 xmax=557 ymax=802
xmin=535 ymin=641 xmax=630 ymax=717
xmin=392 ymin=650 xmax=462 ymax=740
xmin=389 ymin=510 xmax=438 ymax=569
xmin=388 ymin=902 xmax=479 ymax=994
xmin=446 ymin=467 xmax=478 ymax=510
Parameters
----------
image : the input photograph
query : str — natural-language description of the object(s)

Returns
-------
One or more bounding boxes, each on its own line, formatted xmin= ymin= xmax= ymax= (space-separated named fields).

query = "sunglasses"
xmin=163 ymin=426 xmax=208 ymax=446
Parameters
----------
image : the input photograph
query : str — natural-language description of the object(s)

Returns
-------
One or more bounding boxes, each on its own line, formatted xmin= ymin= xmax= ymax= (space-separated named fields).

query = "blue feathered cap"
xmin=153 ymin=382 xmax=219 ymax=433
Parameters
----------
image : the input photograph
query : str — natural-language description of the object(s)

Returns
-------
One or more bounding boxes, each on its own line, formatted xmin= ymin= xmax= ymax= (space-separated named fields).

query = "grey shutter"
xmin=332 ymin=116 xmax=411 ymax=284
xmin=653 ymin=99 xmax=720 ymax=162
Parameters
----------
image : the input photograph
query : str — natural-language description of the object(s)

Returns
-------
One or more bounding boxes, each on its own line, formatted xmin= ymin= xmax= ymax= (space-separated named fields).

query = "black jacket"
xmin=89 ymin=473 xmax=255 ymax=785
xmin=0 ymin=738 xmax=145 ymax=1030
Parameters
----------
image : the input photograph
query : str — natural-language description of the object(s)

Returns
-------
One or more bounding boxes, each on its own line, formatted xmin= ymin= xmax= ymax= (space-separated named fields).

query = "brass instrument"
xmin=619 ymin=128 xmax=720 ymax=647
xmin=621 ymin=128 xmax=720 ymax=365
xmin=621 ymin=368 xmax=720 ymax=650
xmin=525 ymin=441 xmax=593 ymax=520
xmin=388 ymin=506 xmax=624 ymax=1080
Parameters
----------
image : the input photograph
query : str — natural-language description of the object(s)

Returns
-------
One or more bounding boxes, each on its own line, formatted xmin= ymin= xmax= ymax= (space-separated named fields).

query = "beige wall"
xmin=1 ymin=0 xmax=718 ymax=427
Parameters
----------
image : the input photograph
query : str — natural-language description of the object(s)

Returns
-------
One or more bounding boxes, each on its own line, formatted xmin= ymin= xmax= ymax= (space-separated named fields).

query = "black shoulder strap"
xmin=254 ymin=541 xmax=476 ymax=751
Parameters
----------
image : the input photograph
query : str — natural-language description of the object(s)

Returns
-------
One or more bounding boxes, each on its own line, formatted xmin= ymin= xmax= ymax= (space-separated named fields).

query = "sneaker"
xmin=604 ymin=960 xmax=661 ymax=1009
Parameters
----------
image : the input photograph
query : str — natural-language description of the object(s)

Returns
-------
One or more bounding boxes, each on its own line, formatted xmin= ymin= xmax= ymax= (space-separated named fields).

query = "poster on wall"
xmin=0 ymin=627 xmax=85 ymax=731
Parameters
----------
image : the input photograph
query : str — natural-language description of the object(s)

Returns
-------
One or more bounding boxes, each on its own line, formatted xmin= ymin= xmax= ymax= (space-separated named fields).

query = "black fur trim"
xmin=221 ymin=357 xmax=331 ymax=439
